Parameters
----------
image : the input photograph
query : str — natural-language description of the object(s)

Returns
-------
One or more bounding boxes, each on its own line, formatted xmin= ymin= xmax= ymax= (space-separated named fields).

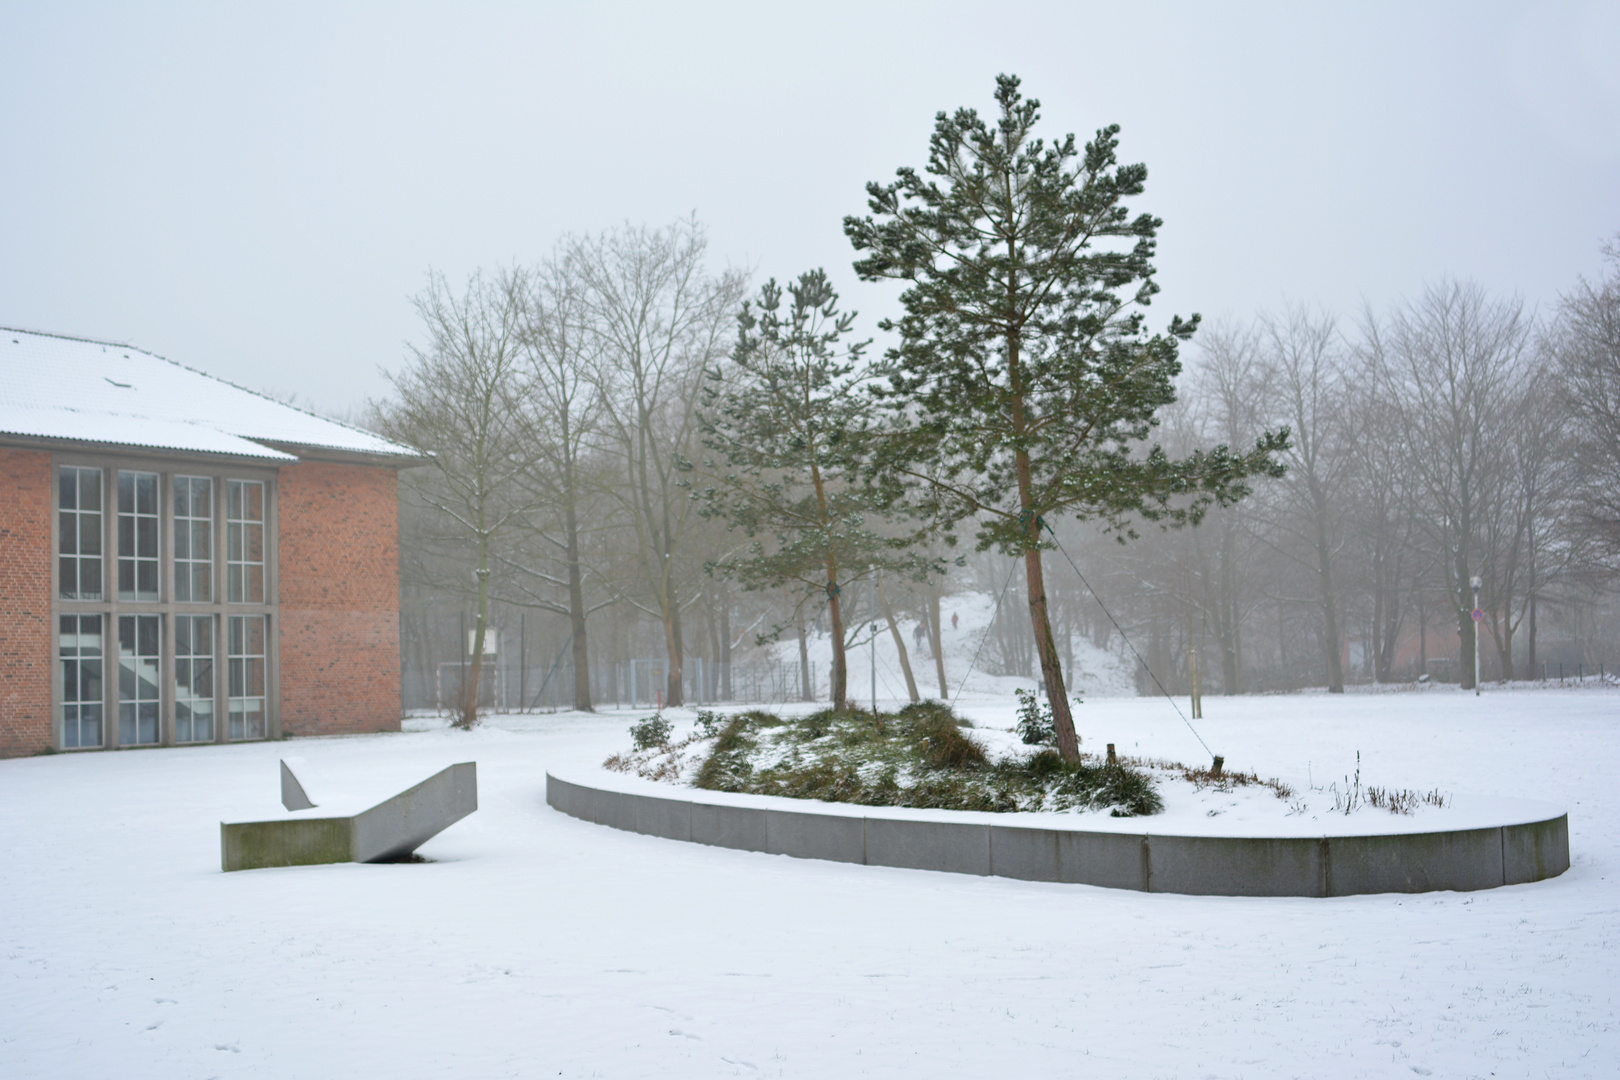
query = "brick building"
xmin=0 ymin=327 xmax=421 ymax=758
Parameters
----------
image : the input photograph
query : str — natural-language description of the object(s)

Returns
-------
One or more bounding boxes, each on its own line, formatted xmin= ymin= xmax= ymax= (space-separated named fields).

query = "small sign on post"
xmin=1471 ymin=609 xmax=1484 ymax=623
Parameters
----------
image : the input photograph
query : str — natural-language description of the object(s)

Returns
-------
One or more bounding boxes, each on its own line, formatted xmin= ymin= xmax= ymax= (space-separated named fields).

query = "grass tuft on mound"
xmin=684 ymin=703 xmax=1162 ymax=817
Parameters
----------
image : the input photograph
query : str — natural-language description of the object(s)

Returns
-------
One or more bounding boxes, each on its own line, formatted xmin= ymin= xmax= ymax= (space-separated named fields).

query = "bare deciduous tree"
xmin=1367 ymin=281 xmax=1532 ymax=690
xmin=577 ymin=219 xmax=746 ymax=707
xmin=1555 ymin=235 xmax=1620 ymax=566
xmin=379 ymin=267 xmax=538 ymax=727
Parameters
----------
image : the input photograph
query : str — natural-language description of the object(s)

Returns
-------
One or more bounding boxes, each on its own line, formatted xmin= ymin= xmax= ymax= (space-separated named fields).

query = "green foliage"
xmin=693 ymin=709 xmax=725 ymax=738
xmin=1014 ymin=688 xmax=1056 ymax=746
xmin=629 ymin=714 xmax=673 ymax=751
xmin=843 ymin=74 xmax=1290 ymax=553
xmin=689 ymin=703 xmax=1160 ymax=816
xmin=695 ymin=270 xmax=942 ymax=708
xmin=695 ymin=714 xmax=764 ymax=790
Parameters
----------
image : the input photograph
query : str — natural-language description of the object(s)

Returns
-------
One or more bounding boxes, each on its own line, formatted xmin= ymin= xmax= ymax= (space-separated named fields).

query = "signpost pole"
xmin=1471 ymin=576 xmax=1483 ymax=697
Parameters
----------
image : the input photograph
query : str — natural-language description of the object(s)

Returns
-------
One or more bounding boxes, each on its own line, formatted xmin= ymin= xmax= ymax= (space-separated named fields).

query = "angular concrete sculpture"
xmin=279 ymin=757 xmax=319 ymax=811
xmin=221 ymin=761 xmax=477 ymax=872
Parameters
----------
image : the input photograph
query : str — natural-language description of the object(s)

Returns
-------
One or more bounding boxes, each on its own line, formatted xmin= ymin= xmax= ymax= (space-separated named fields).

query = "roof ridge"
xmin=1 ymin=324 xmax=138 ymax=350
xmin=3 ymin=324 xmax=394 ymax=447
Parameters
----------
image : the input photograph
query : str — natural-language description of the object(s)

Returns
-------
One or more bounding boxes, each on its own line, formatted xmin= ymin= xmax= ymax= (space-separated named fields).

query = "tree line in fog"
xmin=373 ymin=82 xmax=1620 ymax=730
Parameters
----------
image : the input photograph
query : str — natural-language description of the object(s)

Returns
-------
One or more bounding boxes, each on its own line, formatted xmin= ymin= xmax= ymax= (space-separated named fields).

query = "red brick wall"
xmin=277 ymin=461 xmax=402 ymax=736
xmin=0 ymin=448 xmax=54 ymax=758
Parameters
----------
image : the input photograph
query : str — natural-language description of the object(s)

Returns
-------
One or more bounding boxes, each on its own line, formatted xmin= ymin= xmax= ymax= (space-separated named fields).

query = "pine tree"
xmin=845 ymin=75 xmax=1287 ymax=760
xmin=697 ymin=269 xmax=933 ymax=710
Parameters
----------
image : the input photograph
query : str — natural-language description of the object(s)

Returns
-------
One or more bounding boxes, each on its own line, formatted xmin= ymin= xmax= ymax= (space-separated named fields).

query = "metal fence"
xmin=418 ymin=656 xmax=817 ymax=713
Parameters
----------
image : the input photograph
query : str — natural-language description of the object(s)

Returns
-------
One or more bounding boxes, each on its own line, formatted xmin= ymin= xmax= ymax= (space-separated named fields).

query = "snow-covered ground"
xmin=3 ymin=686 xmax=1617 ymax=1078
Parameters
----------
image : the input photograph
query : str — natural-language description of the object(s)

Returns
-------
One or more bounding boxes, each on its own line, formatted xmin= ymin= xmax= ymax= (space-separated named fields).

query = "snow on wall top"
xmin=0 ymin=327 xmax=417 ymax=461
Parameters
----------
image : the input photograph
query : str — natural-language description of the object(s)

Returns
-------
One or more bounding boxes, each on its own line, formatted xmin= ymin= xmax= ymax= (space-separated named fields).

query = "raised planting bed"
xmin=546 ymin=768 xmax=1568 ymax=896
xmin=550 ymin=705 xmax=1570 ymax=896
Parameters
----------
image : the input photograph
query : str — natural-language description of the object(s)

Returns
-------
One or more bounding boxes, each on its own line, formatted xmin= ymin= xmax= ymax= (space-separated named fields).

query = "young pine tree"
xmin=697 ymin=269 xmax=934 ymax=711
xmin=845 ymin=75 xmax=1287 ymax=760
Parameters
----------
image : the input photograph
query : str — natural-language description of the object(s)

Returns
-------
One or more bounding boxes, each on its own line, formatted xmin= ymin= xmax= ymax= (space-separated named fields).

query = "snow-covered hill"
xmin=769 ymin=588 xmax=1137 ymax=704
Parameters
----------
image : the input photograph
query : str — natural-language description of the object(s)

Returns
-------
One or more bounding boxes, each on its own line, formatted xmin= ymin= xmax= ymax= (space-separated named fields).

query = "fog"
xmin=3 ymin=1 xmax=1617 ymax=415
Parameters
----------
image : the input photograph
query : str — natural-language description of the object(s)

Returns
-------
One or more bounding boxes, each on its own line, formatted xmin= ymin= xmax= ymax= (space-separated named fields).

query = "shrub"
xmin=629 ymin=714 xmax=673 ymax=750
xmin=683 ymin=700 xmax=1161 ymax=816
xmin=897 ymin=700 xmax=971 ymax=729
xmin=909 ymin=710 xmax=988 ymax=770
xmin=695 ymin=717 xmax=759 ymax=791
xmin=1014 ymin=688 xmax=1055 ymax=745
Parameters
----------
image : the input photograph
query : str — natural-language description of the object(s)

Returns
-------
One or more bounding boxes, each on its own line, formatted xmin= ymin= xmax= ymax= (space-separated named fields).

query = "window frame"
xmin=49 ymin=451 xmax=280 ymax=750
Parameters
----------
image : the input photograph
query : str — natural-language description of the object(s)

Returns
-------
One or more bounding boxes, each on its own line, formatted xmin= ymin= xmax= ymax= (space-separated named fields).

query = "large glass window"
xmin=228 ymin=615 xmax=266 ymax=740
xmin=118 ymin=614 xmax=162 ymax=745
xmin=173 ymin=476 xmax=213 ymax=603
xmin=59 ymin=615 xmax=104 ymax=748
xmin=56 ymin=461 xmax=276 ymax=750
xmin=58 ymin=466 xmax=103 ymax=600
xmin=117 ymin=471 xmax=160 ymax=601
xmin=227 ymin=480 xmax=265 ymax=603
xmin=174 ymin=615 xmax=215 ymax=743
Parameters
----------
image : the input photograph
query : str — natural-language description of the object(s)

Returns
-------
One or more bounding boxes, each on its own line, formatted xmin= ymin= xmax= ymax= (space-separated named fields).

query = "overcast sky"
xmin=2 ymin=1 xmax=1617 ymax=417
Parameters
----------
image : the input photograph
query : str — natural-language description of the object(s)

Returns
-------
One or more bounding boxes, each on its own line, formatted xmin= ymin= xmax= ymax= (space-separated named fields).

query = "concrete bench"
xmin=220 ymin=760 xmax=477 ymax=872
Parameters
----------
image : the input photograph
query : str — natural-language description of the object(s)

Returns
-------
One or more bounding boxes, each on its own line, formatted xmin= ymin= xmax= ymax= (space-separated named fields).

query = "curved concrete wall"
xmin=546 ymin=773 xmax=1570 ymax=897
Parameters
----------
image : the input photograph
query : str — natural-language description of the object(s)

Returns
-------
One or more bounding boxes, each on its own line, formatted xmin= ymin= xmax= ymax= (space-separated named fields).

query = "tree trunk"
xmin=1312 ymin=495 xmax=1344 ymax=693
xmin=1024 ymin=543 xmax=1077 ymax=760
xmin=663 ymin=595 xmax=684 ymax=707
xmin=827 ymin=575 xmax=849 ymax=710
xmin=719 ymin=581 xmax=733 ymax=700
xmin=877 ymin=572 xmax=920 ymax=703
xmin=1493 ymin=614 xmax=1513 ymax=685
xmin=927 ymin=586 xmax=948 ymax=699
xmin=563 ymin=482 xmax=593 ymax=712
xmin=797 ymin=616 xmax=813 ymax=701
xmin=1413 ymin=590 xmax=1424 ymax=680
xmin=706 ymin=584 xmax=722 ymax=701
xmin=1457 ymin=554 xmax=1477 ymax=690
xmin=1218 ymin=517 xmax=1241 ymax=694
xmin=461 ymin=530 xmax=491 ymax=729
xmin=1006 ymin=249 xmax=1077 ymax=760
xmin=1526 ymin=593 xmax=1538 ymax=680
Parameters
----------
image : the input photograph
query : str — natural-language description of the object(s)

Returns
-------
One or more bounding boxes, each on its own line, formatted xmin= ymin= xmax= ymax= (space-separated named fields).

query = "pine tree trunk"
xmin=877 ymin=572 xmax=920 ymax=703
xmin=827 ymin=573 xmax=848 ymax=710
xmin=1024 ymin=543 xmax=1077 ymax=760
xmin=797 ymin=617 xmax=813 ymax=701
xmin=719 ymin=581 xmax=733 ymax=700
xmin=928 ymin=585 xmax=948 ymax=699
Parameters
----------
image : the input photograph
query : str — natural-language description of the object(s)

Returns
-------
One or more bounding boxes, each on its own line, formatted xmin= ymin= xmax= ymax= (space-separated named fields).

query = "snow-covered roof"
xmin=0 ymin=327 xmax=419 ymax=463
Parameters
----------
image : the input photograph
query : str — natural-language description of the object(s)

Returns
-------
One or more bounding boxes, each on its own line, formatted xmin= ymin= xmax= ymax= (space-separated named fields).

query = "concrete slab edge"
xmin=544 ymin=773 xmax=1570 ymax=897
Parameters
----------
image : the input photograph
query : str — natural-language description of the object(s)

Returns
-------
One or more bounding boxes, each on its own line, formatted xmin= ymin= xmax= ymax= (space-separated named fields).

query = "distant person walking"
xmin=951 ymin=613 xmax=959 ymax=630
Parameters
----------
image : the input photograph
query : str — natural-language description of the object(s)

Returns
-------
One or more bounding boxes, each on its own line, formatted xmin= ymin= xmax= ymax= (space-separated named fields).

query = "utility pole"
xmin=870 ymin=579 xmax=878 ymax=713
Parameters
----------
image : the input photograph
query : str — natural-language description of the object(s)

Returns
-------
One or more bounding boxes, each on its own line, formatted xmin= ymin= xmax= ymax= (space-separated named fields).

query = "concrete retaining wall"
xmin=545 ymin=773 xmax=1569 ymax=897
